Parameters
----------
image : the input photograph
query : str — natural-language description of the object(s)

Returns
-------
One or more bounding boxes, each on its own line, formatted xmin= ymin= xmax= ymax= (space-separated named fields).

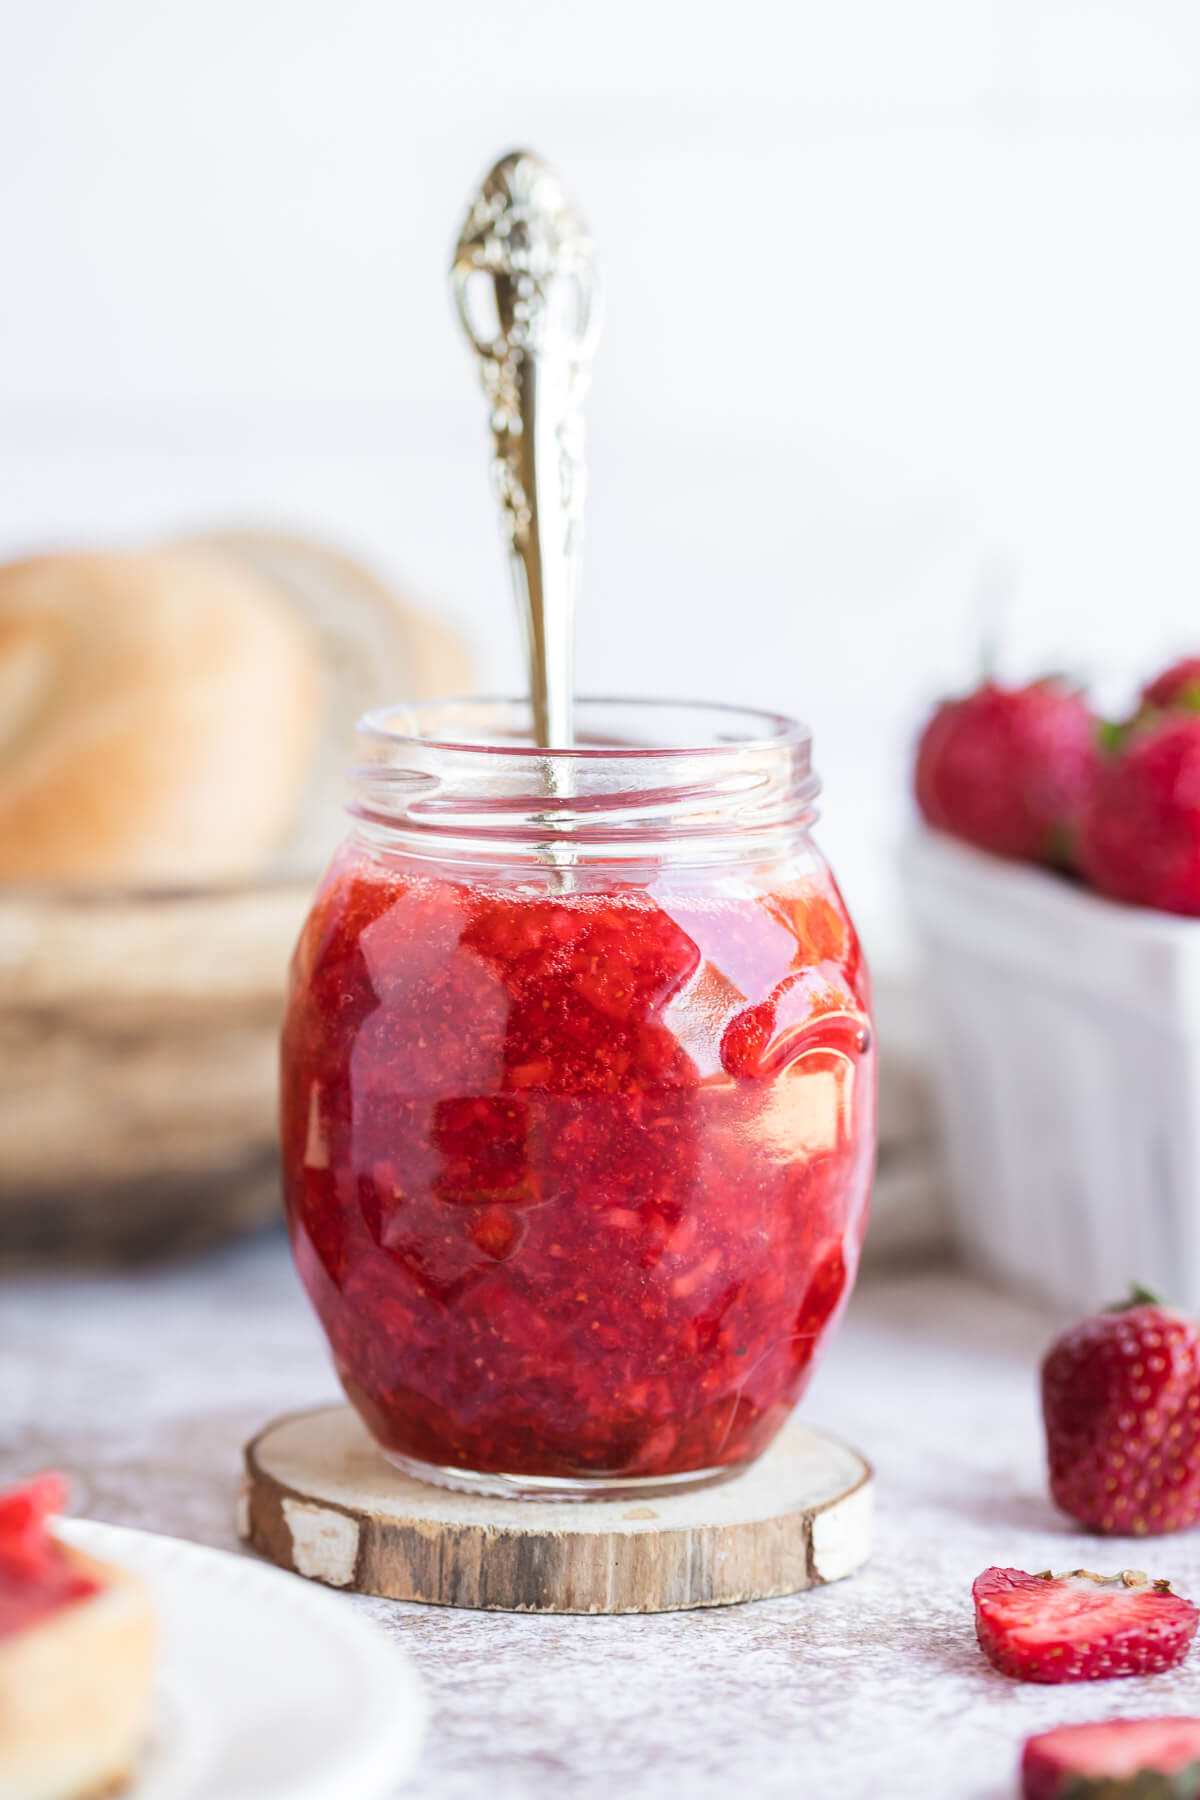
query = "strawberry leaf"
xmin=1107 ymin=1283 xmax=1166 ymax=1312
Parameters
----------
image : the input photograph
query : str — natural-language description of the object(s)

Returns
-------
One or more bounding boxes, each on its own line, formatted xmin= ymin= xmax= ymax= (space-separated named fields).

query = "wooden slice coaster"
xmin=239 ymin=1404 xmax=872 ymax=1615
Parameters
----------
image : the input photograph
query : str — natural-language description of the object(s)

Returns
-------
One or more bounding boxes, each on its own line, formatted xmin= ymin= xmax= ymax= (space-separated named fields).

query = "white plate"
xmin=57 ymin=1519 xmax=427 ymax=1800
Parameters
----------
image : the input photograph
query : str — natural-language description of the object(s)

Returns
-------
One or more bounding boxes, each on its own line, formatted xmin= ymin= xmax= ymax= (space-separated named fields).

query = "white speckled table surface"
xmin=6 ymin=1236 xmax=1200 ymax=1800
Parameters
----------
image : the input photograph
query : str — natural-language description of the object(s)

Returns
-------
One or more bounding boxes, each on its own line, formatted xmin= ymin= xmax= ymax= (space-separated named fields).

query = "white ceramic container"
xmin=901 ymin=828 xmax=1200 ymax=1312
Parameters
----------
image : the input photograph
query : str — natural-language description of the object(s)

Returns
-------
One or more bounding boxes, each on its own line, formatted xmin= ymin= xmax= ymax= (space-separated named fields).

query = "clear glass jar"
xmin=281 ymin=699 xmax=875 ymax=1498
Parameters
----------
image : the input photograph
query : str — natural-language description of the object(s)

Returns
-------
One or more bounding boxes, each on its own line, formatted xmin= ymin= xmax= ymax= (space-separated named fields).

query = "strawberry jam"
xmin=0 ymin=1475 xmax=97 ymax=1639
xmin=280 ymin=700 xmax=875 ymax=1494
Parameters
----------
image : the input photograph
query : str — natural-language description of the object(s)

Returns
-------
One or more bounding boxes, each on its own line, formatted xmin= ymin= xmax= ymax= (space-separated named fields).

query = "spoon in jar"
xmin=451 ymin=150 xmax=601 ymax=751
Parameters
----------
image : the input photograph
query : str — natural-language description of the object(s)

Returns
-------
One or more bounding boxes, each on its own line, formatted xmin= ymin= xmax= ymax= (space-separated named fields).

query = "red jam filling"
xmin=0 ymin=1475 xmax=98 ymax=1640
xmin=281 ymin=853 xmax=875 ymax=1482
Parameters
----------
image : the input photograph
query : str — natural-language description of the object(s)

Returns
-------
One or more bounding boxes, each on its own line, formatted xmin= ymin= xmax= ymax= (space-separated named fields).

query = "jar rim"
xmin=357 ymin=695 xmax=811 ymax=761
xmin=351 ymin=696 xmax=818 ymax=866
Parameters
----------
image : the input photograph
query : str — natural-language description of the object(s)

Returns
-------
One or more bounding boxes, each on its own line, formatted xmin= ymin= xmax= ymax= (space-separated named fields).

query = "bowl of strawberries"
xmin=902 ymin=658 xmax=1200 ymax=1311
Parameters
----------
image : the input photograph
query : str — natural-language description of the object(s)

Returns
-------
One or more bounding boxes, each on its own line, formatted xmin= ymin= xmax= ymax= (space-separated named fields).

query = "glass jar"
xmin=281 ymin=698 xmax=875 ymax=1498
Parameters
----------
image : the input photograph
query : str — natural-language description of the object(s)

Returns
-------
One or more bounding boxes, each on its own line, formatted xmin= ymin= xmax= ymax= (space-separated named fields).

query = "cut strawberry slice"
xmin=973 ymin=1567 xmax=1199 ymax=1683
xmin=1022 ymin=1717 xmax=1200 ymax=1799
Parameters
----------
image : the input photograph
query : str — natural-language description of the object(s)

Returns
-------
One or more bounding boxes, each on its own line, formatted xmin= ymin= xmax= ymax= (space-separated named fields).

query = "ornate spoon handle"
xmin=452 ymin=150 xmax=600 ymax=749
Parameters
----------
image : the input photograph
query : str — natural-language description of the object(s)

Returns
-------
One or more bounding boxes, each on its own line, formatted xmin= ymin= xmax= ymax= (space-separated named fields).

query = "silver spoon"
xmin=452 ymin=149 xmax=601 ymax=750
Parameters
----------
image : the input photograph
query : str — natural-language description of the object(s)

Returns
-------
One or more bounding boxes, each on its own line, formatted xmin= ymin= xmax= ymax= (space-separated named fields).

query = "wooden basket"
xmin=0 ymin=881 xmax=312 ymax=1261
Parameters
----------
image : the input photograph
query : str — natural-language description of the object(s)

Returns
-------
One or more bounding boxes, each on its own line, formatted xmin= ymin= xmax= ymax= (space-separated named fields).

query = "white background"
xmin=3 ymin=0 xmax=1200 ymax=958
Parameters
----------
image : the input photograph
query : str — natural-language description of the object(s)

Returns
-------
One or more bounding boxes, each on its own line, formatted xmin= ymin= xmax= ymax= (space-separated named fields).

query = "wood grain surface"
xmin=240 ymin=1404 xmax=873 ymax=1615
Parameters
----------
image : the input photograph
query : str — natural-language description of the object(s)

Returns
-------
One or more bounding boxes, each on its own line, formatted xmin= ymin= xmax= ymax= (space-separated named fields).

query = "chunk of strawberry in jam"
xmin=281 ymin=858 xmax=875 ymax=1483
xmin=432 ymin=1097 xmax=538 ymax=1207
xmin=0 ymin=1474 xmax=98 ymax=1640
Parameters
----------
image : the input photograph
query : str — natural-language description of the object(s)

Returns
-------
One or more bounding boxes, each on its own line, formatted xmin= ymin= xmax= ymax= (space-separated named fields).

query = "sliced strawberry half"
xmin=1022 ymin=1717 xmax=1200 ymax=1799
xmin=973 ymin=1567 xmax=1198 ymax=1683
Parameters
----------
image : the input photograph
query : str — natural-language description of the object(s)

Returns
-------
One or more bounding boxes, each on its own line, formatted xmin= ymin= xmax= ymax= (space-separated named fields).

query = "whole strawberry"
xmin=1142 ymin=657 xmax=1200 ymax=715
xmin=1022 ymin=1717 xmax=1200 ymax=1799
xmin=1079 ymin=716 xmax=1200 ymax=914
xmin=914 ymin=677 xmax=1097 ymax=866
xmin=1042 ymin=1290 xmax=1200 ymax=1535
xmin=973 ymin=1566 xmax=1198 ymax=1682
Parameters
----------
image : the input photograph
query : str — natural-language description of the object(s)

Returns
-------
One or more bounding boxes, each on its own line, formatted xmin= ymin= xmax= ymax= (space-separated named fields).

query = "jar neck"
xmin=347 ymin=698 xmax=819 ymax=870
